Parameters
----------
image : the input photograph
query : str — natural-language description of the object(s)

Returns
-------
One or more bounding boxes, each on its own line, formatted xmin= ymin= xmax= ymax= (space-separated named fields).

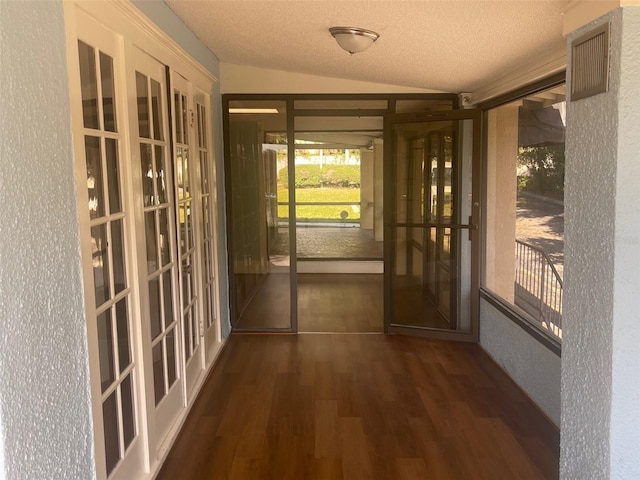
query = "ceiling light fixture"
xmin=228 ymin=108 xmax=279 ymax=114
xmin=329 ymin=26 xmax=379 ymax=55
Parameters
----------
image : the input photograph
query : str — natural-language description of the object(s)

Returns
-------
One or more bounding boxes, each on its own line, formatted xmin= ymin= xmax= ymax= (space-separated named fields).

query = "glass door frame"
xmin=383 ymin=109 xmax=482 ymax=341
xmin=222 ymin=93 xmax=460 ymax=333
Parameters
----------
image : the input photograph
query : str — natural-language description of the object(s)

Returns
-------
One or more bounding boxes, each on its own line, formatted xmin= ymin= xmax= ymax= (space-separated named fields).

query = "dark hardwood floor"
xmin=298 ymin=274 xmax=383 ymax=332
xmin=157 ymin=334 xmax=559 ymax=480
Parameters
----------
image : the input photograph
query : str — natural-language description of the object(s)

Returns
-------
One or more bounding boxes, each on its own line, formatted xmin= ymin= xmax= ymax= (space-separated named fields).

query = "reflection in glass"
xmin=148 ymin=277 xmax=161 ymax=340
xmin=202 ymin=196 xmax=210 ymax=237
xmin=176 ymin=147 xmax=184 ymax=200
xmin=174 ymin=92 xmax=183 ymax=144
xmin=390 ymin=119 xmax=471 ymax=332
xmin=155 ymin=145 xmax=166 ymax=204
xmin=182 ymin=95 xmax=189 ymax=145
xmin=151 ymin=79 xmax=163 ymax=141
xmin=85 ymin=136 xmax=104 ymax=219
xmin=227 ymin=100 xmax=290 ymax=329
xmin=179 ymin=204 xmax=186 ymax=251
xmin=99 ymin=52 xmax=117 ymax=132
xmin=120 ymin=374 xmax=136 ymax=450
xmin=102 ymin=392 xmax=120 ymax=475
xmin=182 ymin=149 xmax=190 ymax=196
xmin=78 ymin=41 xmax=99 ymax=130
xmin=105 ymin=138 xmax=121 ymax=214
xmin=185 ymin=201 xmax=193 ymax=250
xmin=135 ymin=72 xmax=150 ymax=139
xmin=166 ymin=328 xmax=177 ymax=387
xmin=162 ymin=270 xmax=174 ymax=328
xmin=152 ymin=342 xmax=164 ymax=405
xmin=97 ymin=310 xmax=114 ymax=392
xmin=111 ymin=219 xmax=126 ymax=295
xmin=144 ymin=212 xmax=158 ymax=273
xmin=158 ymin=207 xmax=170 ymax=266
xmin=91 ymin=224 xmax=110 ymax=306
xmin=197 ymin=104 xmax=206 ymax=148
xmin=183 ymin=313 xmax=191 ymax=361
xmin=140 ymin=144 xmax=153 ymax=207
xmin=115 ymin=297 xmax=130 ymax=372
xmin=200 ymin=151 xmax=209 ymax=193
xmin=182 ymin=261 xmax=189 ymax=310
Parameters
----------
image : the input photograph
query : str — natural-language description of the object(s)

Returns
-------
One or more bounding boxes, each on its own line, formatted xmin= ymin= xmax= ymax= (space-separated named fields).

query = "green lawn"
xmin=278 ymin=187 xmax=361 ymax=221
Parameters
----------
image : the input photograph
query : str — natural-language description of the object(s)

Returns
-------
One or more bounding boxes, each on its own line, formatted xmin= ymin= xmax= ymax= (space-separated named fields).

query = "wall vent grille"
xmin=571 ymin=23 xmax=610 ymax=101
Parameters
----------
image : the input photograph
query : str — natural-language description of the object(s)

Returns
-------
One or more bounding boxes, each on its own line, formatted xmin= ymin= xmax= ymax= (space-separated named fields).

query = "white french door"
xmin=128 ymin=47 xmax=185 ymax=451
xmin=68 ymin=9 xmax=145 ymax=480
xmin=65 ymin=2 xmax=222 ymax=479
xmin=195 ymin=95 xmax=222 ymax=362
xmin=171 ymin=73 xmax=205 ymax=397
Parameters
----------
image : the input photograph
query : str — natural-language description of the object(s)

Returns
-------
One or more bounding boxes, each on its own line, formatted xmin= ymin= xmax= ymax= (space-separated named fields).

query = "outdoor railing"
xmin=514 ymin=240 xmax=563 ymax=339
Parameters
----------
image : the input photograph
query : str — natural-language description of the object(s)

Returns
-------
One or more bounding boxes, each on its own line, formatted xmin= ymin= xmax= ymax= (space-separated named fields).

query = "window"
xmin=484 ymin=84 xmax=565 ymax=342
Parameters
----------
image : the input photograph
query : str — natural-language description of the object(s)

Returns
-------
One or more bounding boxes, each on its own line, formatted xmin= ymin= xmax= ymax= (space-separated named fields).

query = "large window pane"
xmin=484 ymin=85 xmax=565 ymax=341
xmin=227 ymin=100 xmax=291 ymax=330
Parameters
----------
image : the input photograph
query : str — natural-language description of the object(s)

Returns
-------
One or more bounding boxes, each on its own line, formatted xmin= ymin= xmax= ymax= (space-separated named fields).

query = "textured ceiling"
xmin=165 ymin=0 xmax=569 ymax=93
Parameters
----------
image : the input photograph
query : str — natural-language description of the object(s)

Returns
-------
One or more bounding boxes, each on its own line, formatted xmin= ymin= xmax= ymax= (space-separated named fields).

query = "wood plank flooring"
xmin=157 ymin=334 xmax=559 ymax=480
xmin=298 ymin=274 xmax=383 ymax=332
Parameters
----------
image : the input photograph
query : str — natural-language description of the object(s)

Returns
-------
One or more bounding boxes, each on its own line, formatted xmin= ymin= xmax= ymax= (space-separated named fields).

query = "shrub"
xmin=279 ymin=164 xmax=360 ymax=188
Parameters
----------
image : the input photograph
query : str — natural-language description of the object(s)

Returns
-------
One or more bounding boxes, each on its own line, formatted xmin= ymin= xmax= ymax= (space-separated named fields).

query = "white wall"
xmin=610 ymin=8 xmax=640 ymax=478
xmin=0 ymin=1 xmax=95 ymax=479
xmin=133 ymin=0 xmax=231 ymax=338
xmin=561 ymin=7 xmax=640 ymax=479
xmin=221 ymin=63 xmax=444 ymax=94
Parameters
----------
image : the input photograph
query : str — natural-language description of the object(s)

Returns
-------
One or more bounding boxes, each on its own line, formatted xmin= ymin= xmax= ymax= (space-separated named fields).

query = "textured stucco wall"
xmin=479 ymin=300 xmax=561 ymax=424
xmin=609 ymin=7 xmax=640 ymax=479
xmin=0 ymin=1 xmax=95 ymax=479
xmin=561 ymin=10 xmax=620 ymax=480
xmin=133 ymin=0 xmax=231 ymax=338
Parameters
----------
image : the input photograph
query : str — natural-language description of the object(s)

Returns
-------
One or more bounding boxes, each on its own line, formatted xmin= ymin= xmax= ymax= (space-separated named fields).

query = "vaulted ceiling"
xmin=165 ymin=0 xmax=569 ymax=93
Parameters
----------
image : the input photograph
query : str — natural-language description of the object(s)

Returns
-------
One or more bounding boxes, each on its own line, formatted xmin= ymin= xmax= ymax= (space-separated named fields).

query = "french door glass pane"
xmin=78 ymin=40 xmax=99 ymax=130
xmin=162 ymin=271 xmax=174 ymax=327
xmin=174 ymin=93 xmax=183 ymax=144
xmin=111 ymin=219 xmax=126 ymax=295
xmin=155 ymin=145 xmax=167 ymax=204
xmin=151 ymin=79 xmax=164 ymax=141
xmin=149 ymin=277 xmax=162 ymax=340
xmin=102 ymin=391 xmax=120 ymax=475
xmin=144 ymin=211 xmax=158 ymax=273
xmin=91 ymin=224 xmax=110 ymax=306
xmin=85 ymin=136 xmax=104 ymax=219
xmin=135 ymin=72 xmax=150 ymax=139
xmin=158 ymin=207 xmax=170 ymax=266
xmin=152 ymin=342 xmax=164 ymax=405
xmin=166 ymin=328 xmax=177 ymax=387
xmin=120 ymin=374 xmax=135 ymax=450
xmin=140 ymin=144 xmax=153 ymax=207
xmin=97 ymin=310 xmax=115 ymax=392
xmin=182 ymin=95 xmax=188 ymax=144
xmin=105 ymin=138 xmax=121 ymax=213
xmin=115 ymin=297 xmax=130 ymax=372
xmin=99 ymin=51 xmax=117 ymax=132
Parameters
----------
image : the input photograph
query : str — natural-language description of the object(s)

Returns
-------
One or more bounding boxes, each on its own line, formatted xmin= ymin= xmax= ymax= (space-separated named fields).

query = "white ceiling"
xmin=165 ymin=0 xmax=569 ymax=93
